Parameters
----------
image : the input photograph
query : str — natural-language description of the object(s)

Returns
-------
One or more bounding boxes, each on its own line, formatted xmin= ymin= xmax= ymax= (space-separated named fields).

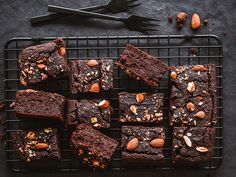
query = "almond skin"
xmin=37 ymin=64 xmax=46 ymax=69
xmin=192 ymin=65 xmax=208 ymax=72
xmin=60 ymin=47 xmax=66 ymax=56
xmin=98 ymin=100 xmax=110 ymax=109
xmin=194 ymin=111 xmax=205 ymax=119
xmin=186 ymin=102 xmax=195 ymax=112
xmin=150 ymin=138 xmax=165 ymax=148
xmin=136 ymin=93 xmax=145 ymax=103
xmin=191 ymin=13 xmax=201 ymax=29
xmin=26 ymin=131 xmax=36 ymax=140
xmin=89 ymin=83 xmax=100 ymax=93
xmin=130 ymin=105 xmax=137 ymax=114
xmin=187 ymin=82 xmax=196 ymax=93
xmin=87 ymin=60 xmax=98 ymax=67
xmin=127 ymin=138 xmax=139 ymax=151
xmin=35 ymin=143 xmax=49 ymax=149
xmin=177 ymin=12 xmax=188 ymax=22
xmin=170 ymin=71 xmax=177 ymax=79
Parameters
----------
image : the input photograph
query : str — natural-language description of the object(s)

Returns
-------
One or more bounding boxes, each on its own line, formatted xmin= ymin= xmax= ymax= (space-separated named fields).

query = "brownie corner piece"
xmin=116 ymin=44 xmax=168 ymax=87
xmin=121 ymin=126 xmax=165 ymax=165
xmin=19 ymin=38 xmax=69 ymax=86
xmin=11 ymin=128 xmax=61 ymax=162
xmin=70 ymin=124 xmax=118 ymax=170
xmin=172 ymin=126 xmax=216 ymax=164
xmin=69 ymin=59 xmax=113 ymax=94
xmin=119 ymin=92 xmax=164 ymax=123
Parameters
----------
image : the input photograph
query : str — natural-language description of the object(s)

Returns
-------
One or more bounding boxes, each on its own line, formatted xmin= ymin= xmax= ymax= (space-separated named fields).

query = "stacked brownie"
xmin=169 ymin=64 xmax=217 ymax=164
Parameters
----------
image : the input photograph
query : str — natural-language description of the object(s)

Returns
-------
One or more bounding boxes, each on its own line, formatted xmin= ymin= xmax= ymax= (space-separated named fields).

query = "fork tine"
xmin=141 ymin=22 xmax=160 ymax=27
xmin=139 ymin=16 xmax=160 ymax=22
xmin=128 ymin=3 xmax=141 ymax=8
xmin=128 ymin=0 xmax=140 ymax=3
xmin=139 ymin=27 xmax=159 ymax=31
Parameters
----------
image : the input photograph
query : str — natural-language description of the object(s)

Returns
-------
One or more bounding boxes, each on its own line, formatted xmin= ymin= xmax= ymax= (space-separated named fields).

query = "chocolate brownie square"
xmin=19 ymin=38 xmax=69 ymax=86
xmin=13 ymin=89 xmax=66 ymax=122
xmin=69 ymin=59 xmax=113 ymax=94
xmin=11 ymin=128 xmax=61 ymax=162
xmin=66 ymin=99 xmax=111 ymax=129
xmin=172 ymin=127 xmax=216 ymax=163
xmin=116 ymin=44 xmax=168 ymax=87
xmin=169 ymin=64 xmax=217 ymax=126
xmin=121 ymin=126 xmax=165 ymax=163
xmin=70 ymin=124 xmax=118 ymax=170
xmin=119 ymin=92 xmax=163 ymax=123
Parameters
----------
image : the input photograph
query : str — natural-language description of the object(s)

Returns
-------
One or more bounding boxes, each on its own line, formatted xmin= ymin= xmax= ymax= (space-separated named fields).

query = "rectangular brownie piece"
xmin=11 ymin=128 xmax=61 ymax=162
xmin=70 ymin=124 xmax=118 ymax=170
xmin=19 ymin=38 xmax=69 ymax=86
xmin=69 ymin=59 xmax=113 ymax=94
xmin=119 ymin=92 xmax=163 ymax=123
xmin=172 ymin=127 xmax=216 ymax=163
xmin=116 ymin=44 xmax=168 ymax=87
xmin=121 ymin=126 xmax=165 ymax=163
xmin=66 ymin=99 xmax=111 ymax=129
xmin=13 ymin=89 xmax=66 ymax=122
xmin=169 ymin=64 xmax=217 ymax=126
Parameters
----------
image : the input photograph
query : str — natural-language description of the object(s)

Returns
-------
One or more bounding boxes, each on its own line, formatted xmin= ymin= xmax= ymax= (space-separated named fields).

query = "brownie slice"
xmin=11 ymin=128 xmax=60 ymax=162
xmin=69 ymin=59 xmax=113 ymax=94
xmin=19 ymin=38 xmax=69 ymax=86
xmin=119 ymin=92 xmax=163 ymax=124
xmin=121 ymin=126 xmax=165 ymax=163
xmin=172 ymin=127 xmax=216 ymax=163
xmin=116 ymin=44 xmax=168 ymax=87
xmin=66 ymin=99 xmax=111 ymax=129
xmin=13 ymin=89 xmax=66 ymax=122
xmin=70 ymin=124 xmax=118 ymax=170
xmin=169 ymin=64 xmax=217 ymax=126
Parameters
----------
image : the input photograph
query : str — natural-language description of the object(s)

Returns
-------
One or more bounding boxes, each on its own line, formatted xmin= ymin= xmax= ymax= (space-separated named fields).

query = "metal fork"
xmin=31 ymin=0 xmax=141 ymax=25
xmin=48 ymin=5 xmax=159 ymax=32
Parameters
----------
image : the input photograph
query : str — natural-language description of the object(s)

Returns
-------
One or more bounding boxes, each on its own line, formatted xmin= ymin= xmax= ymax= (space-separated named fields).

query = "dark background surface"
xmin=0 ymin=0 xmax=235 ymax=177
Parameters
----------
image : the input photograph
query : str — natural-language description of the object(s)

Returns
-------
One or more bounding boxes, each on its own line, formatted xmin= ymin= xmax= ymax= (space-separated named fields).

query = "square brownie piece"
xmin=66 ymin=99 xmax=111 ymax=129
xmin=172 ymin=127 xmax=216 ymax=163
xmin=121 ymin=126 xmax=165 ymax=163
xmin=13 ymin=89 xmax=66 ymax=122
xmin=11 ymin=128 xmax=61 ymax=162
xmin=116 ymin=44 xmax=168 ymax=87
xmin=70 ymin=124 xmax=118 ymax=170
xmin=169 ymin=64 xmax=217 ymax=126
xmin=119 ymin=92 xmax=163 ymax=123
xmin=19 ymin=38 xmax=69 ymax=86
xmin=69 ymin=59 xmax=113 ymax=94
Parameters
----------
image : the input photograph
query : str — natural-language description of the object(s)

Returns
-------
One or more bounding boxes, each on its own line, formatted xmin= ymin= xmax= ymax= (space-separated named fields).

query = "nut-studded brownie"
xmin=169 ymin=64 xmax=217 ymax=126
xmin=11 ymin=128 xmax=61 ymax=162
xmin=121 ymin=126 xmax=165 ymax=163
xmin=66 ymin=99 xmax=111 ymax=129
xmin=116 ymin=44 xmax=168 ymax=87
xmin=119 ymin=92 xmax=163 ymax=123
xmin=69 ymin=59 xmax=113 ymax=94
xmin=70 ymin=124 xmax=118 ymax=170
xmin=19 ymin=38 xmax=69 ymax=86
xmin=172 ymin=127 xmax=216 ymax=163
xmin=13 ymin=89 xmax=66 ymax=122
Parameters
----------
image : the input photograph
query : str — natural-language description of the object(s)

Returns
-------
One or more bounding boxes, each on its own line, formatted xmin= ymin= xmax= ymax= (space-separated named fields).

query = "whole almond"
xmin=127 ymin=138 xmax=139 ymax=151
xmin=170 ymin=71 xmax=177 ymax=79
xmin=136 ymin=93 xmax=145 ymax=103
xmin=177 ymin=12 xmax=188 ymax=22
xmin=35 ymin=143 xmax=49 ymax=149
xmin=150 ymin=138 xmax=165 ymax=148
xmin=37 ymin=64 xmax=46 ymax=69
xmin=130 ymin=105 xmax=137 ymax=114
xmin=183 ymin=135 xmax=192 ymax=147
xmin=186 ymin=102 xmax=195 ymax=112
xmin=26 ymin=131 xmax=36 ymax=140
xmin=191 ymin=13 xmax=201 ymax=29
xmin=60 ymin=47 xmax=66 ymax=56
xmin=192 ymin=65 xmax=208 ymax=72
xmin=194 ymin=111 xmax=205 ymax=119
xmin=87 ymin=60 xmax=98 ymax=67
xmin=89 ymin=83 xmax=100 ymax=93
xmin=98 ymin=100 xmax=110 ymax=109
xmin=187 ymin=82 xmax=196 ymax=93
xmin=196 ymin=146 xmax=208 ymax=152
xmin=91 ymin=160 xmax=100 ymax=167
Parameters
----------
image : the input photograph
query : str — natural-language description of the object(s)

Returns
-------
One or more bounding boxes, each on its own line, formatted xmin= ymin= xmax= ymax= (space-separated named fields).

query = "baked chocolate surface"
xmin=66 ymin=99 xmax=111 ymax=129
xmin=70 ymin=124 xmax=118 ymax=170
xmin=19 ymin=38 xmax=69 ymax=86
xmin=116 ymin=44 xmax=168 ymax=87
xmin=13 ymin=89 xmax=66 ymax=122
xmin=119 ymin=92 xmax=163 ymax=123
xmin=169 ymin=64 xmax=217 ymax=126
xmin=69 ymin=59 xmax=113 ymax=94
xmin=11 ymin=128 xmax=61 ymax=162
xmin=172 ymin=127 xmax=216 ymax=163
xmin=121 ymin=126 xmax=165 ymax=163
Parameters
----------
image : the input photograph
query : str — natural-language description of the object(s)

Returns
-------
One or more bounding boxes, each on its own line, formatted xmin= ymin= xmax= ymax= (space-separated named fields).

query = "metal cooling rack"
xmin=4 ymin=35 xmax=223 ymax=172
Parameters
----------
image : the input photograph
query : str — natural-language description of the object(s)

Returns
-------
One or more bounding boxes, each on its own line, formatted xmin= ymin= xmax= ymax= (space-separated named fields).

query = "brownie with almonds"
xmin=119 ymin=92 xmax=164 ymax=124
xmin=19 ymin=38 xmax=69 ymax=86
xmin=69 ymin=59 xmax=113 ymax=94
xmin=11 ymin=128 xmax=61 ymax=162
xmin=121 ymin=126 xmax=165 ymax=163
xmin=172 ymin=126 xmax=216 ymax=163
xmin=66 ymin=99 xmax=111 ymax=129
xmin=70 ymin=124 xmax=118 ymax=170
xmin=116 ymin=44 xmax=168 ymax=87
xmin=169 ymin=64 xmax=217 ymax=127
xmin=13 ymin=89 xmax=66 ymax=122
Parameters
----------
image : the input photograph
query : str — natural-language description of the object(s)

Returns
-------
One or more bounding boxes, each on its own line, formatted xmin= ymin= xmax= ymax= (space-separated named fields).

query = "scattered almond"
xmin=37 ymin=64 xmax=46 ymax=69
xmin=197 ymin=96 xmax=203 ymax=101
xmin=196 ymin=146 xmax=208 ymax=152
xmin=93 ymin=123 xmax=102 ymax=128
xmin=35 ymin=143 xmax=49 ymax=149
xmin=186 ymin=102 xmax=195 ymax=112
xmin=192 ymin=65 xmax=208 ymax=72
xmin=130 ymin=105 xmax=137 ymax=114
xmin=170 ymin=71 xmax=177 ymax=79
xmin=92 ymin=160 xmax=100 ymax=167
xmin=20 ymin=78 xmax=27 ymax=86
xmin=60 ymin=47 xmax=66 ymax=56
xmin=187 ymin=82 xmax=196 ymax=93
xmin=183 ymin=135 xmax=192 ymax=147
xmin=98 ymin=100 xmax=110 ymax=109
xmin=89 ymin=83 xmax=100 ymax=93
xmin=191 ymin=13 xmax=201 ymax=29
xmin=87 ymin=60 xmax=98 ymax=67
xmin=194 ymin=111 xmax=205 ymax=119
xmin=136 ymin=93 xmax=145 ymax=103
xmin=127 ymin=138 xmax=139 ymax=151
xmin=26 ymin=131 xmax=36 ymax=140
xmin=41 ymin=74 xmax=48 ymax=81
xmin=176 ymin=12 xmax=188 ymax=28
xmin=150 ymin=138 xmax=165 ymax=148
